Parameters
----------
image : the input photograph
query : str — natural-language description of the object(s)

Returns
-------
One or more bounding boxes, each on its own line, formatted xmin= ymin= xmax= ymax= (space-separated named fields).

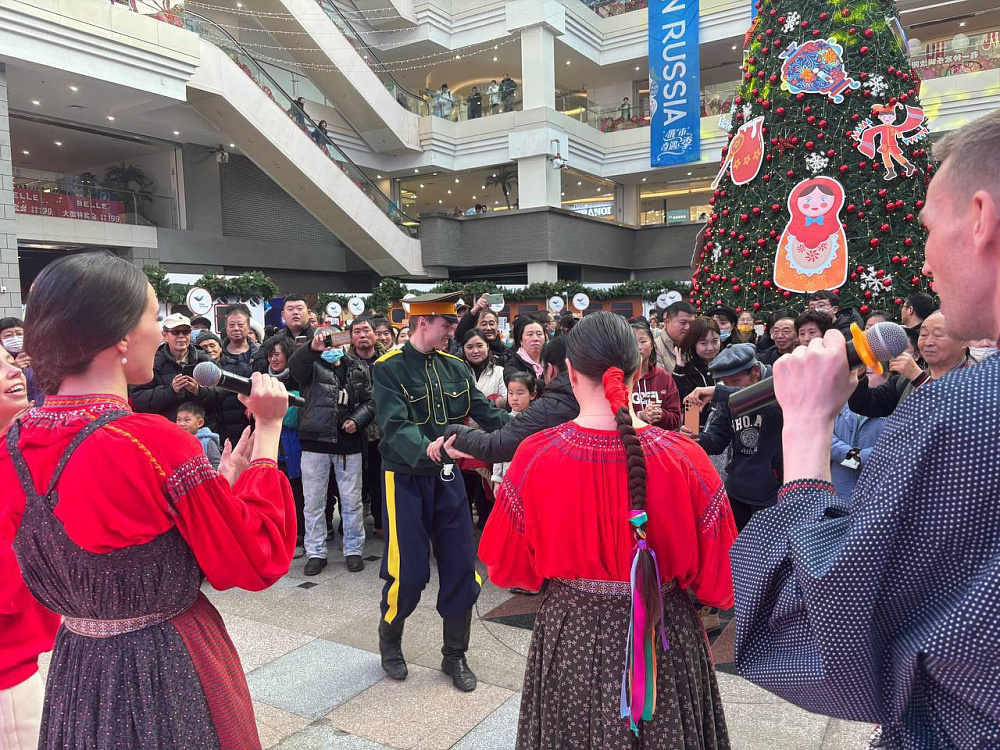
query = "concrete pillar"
xmin=622 ymin=183 xmax=641 ymax=227
xmin=520 ymin=25 xmax=556 ymax=111
xmin=527 ymin=261 xmax=558 ymax=284
xmin=516 ymin=154 xmax=561 ymax=210
xmin=0 ymin=64 xmax=22 ymax=317
xmin=506 ymin=0 xmax=564 ymax=111
xmin=118 ymin=246 xmax=161 ymax=268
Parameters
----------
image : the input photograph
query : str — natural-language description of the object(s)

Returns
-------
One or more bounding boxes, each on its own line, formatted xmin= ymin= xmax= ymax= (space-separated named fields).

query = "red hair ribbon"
xmin=602 ymin=367 xmax=629 ymax=413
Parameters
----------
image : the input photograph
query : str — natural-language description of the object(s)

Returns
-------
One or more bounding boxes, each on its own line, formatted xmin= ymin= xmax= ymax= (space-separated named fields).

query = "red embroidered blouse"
xmin=479 ymin=422 xmax=737 ymax=608
xmin=0 ymin=394 xmax=296 ymax=689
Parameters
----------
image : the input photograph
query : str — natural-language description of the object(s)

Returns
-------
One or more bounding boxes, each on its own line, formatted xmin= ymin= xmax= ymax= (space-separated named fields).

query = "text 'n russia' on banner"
xmin=649 ymin=0 xmax=702 ymax=168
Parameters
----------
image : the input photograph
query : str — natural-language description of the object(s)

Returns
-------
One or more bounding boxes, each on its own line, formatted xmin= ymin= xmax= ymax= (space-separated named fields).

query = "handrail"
xmin=315 ymin=0 xmax=427 ymax=115
xmin=180 ymin=9 xmax=419 ymax=232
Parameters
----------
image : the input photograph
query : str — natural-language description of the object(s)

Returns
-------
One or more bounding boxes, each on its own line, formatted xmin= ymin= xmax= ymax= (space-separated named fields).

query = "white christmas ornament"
xmin=782 ymin=12 xmax=801 ymax=33
xmin=805 ymin=152 xmax=830 ymax=174
xmin=859 ymin=266 xmax=891 ymax=296
xmin=864 ymin=74 xmax=889 ymax=97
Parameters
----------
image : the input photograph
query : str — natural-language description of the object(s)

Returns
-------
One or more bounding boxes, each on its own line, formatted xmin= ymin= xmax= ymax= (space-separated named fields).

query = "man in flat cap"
xmin=682 ymin=342 xmax=783 ymax=531
xmin=371 ymin=292 xmax=510 ymax=692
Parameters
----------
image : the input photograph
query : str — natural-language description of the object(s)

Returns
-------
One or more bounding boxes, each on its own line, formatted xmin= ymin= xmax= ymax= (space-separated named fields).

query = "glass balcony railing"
xmin=426 ymin=87 xmax=523 ymax=122
xmin=172 ymin=10 xmax=418 ymax=236
xmin=13 ymin=168 xmax=177 ymax=228
xmin=313 ymin=0 xmax=429 ymax=116
xmin=909 ymin=30 xmax=1000 ymax=79
xmin=579 ymin=0 xmax=648 ymax=18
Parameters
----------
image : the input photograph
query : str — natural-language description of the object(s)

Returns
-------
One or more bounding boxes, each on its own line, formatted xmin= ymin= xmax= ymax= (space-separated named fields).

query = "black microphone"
xmin=729 ymin=321 xmax=910 ymax=417
xmin=193 ymin=361 xmax=306 ymax=408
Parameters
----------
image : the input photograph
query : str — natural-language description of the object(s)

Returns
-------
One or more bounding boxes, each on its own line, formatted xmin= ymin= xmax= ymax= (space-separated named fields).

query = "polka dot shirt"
xmin=730 ymin=355 xmax=1000 ymax=749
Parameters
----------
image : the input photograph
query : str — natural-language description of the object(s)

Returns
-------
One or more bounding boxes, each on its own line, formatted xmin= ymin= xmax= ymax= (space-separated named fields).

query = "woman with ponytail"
xmin=478 ymin=311 xmax=736 ymax=748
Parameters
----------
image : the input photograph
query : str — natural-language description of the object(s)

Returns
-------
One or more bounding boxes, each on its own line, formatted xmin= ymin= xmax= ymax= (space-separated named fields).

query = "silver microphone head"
xmin=192 ymin=361 xmax=223 ymax=388
xmin=866 ymin=321 xmax=909 ymax=361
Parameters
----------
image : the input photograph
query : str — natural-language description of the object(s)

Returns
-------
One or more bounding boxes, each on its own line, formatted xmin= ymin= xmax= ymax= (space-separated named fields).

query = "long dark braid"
xmin=567 ymin=312 xmax=660 ymax=628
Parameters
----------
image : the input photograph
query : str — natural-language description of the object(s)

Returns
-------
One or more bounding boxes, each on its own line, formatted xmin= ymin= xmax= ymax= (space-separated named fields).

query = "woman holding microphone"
xmin=0 ymin=252 xmax=295 ymax=749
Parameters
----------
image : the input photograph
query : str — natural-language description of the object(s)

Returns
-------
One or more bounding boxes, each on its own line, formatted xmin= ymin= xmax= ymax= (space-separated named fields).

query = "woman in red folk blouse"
xmin=0 ymin=252 xmax=295 ymax=750
xmin=479 ymin=311 xmax=737 ymax=748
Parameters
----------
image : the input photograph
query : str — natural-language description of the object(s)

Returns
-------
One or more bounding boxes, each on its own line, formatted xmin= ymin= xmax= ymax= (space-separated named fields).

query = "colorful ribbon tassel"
xmin=620 ymin=511 xmax=670 ymax=736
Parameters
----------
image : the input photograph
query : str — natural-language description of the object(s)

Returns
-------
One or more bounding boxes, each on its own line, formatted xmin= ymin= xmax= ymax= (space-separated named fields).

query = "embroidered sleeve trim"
xmin=248 ymin=459 xmax=278 ymax=469
xmin=777 ymin=479 xmax=837 ymax=503
xmin=163 ymin=454 xmax=219 ymax=514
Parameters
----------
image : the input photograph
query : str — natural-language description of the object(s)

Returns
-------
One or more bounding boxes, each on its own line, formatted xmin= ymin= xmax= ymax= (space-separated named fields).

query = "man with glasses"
xmin=806 ymin=290 xmax=864 ymax=338
xmin=130 ymin=313 xmax=222 ymax=426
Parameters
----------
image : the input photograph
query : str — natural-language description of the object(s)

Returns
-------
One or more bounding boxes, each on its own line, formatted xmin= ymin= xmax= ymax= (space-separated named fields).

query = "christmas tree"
xmin=692 ymin=0 xmax=934 ymax=318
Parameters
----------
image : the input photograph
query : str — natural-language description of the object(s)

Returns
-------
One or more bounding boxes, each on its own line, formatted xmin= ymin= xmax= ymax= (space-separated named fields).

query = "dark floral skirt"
xmin=517 ymin=580 xmax=730 ymax=749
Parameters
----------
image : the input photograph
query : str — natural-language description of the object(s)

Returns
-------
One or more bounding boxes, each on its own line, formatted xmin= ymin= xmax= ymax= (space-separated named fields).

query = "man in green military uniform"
xmin=372 ymin=292 xmax=510 ymax=692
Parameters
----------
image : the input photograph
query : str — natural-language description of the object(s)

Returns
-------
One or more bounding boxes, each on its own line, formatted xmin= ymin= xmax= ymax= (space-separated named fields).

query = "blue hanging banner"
xmin=649 ymin=0 xmax=701 ymax=167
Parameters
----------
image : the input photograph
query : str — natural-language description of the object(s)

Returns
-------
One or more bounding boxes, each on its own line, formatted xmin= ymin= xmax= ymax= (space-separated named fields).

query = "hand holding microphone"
xmin=729 ymin=322 xmax=909 ymax=417
xmin=193 ymin=362 xmax=305 ymax=409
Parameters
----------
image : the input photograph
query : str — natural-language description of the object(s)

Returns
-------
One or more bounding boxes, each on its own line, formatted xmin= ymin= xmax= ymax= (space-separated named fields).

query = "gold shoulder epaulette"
xmin=375 ymin=349 xmax=403 ymax=364
xmin=437 ymin=350 xmax=465 ymax=363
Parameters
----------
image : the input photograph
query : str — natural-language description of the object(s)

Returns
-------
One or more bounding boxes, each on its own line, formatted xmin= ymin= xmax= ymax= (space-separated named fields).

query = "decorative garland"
xmin=320 ymin=277 xmax=692 ymax=317
xmin=144 ymin=266 xmax=279 ymax=304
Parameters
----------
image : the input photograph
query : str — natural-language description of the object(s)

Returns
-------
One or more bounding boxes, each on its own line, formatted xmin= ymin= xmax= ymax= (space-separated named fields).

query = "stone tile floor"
xmin=212 ymin=534 xmax=873 ymax=749
xmin=40 ymin=531 xmax=873 ymax=749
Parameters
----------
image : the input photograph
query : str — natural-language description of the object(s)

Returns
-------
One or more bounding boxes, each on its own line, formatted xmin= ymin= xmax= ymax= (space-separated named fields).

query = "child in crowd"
xmin=176 ymin=402 xmax=222 ymax=470
xmin=490 ymin=371 xmax=537 ymax=493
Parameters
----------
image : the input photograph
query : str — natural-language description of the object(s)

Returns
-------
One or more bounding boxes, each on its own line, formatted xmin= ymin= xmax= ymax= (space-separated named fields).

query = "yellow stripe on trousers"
xmin=384 ymin=471 xmax=401 ymax=624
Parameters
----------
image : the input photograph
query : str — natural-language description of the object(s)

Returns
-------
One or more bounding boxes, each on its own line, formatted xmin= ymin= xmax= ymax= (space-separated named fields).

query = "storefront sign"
xmin=572 ymin=202 xmax=614 ymax=218
xmin=649 ymin=0 xmax=701 ymax=166
xmin=13 ymin=189 xmax=126 ymax=223
xmin=666 ymin=209 xmax=691 ymax=224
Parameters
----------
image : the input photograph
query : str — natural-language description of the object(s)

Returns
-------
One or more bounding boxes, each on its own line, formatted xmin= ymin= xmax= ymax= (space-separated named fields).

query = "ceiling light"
xmin=31 ymin=99 xmax=40 ymax=106
xmin=493 ymin=57 xmax=498 ymax=62
xmin=54 ymin=141 xmax=62 ymax=146
xmin=687 ymin=171 xmax=692 ymax=176
xmin=732 ymin=45 xmax=738 ymax=50
xmin=635 ymin=65 xmax=641 ymax=71
xmin=419 ymin=183 xmax=425 ymax=188
xmin=455 ymin=54 xmax=461 ymax=60
xmin=565 ymin=60 xmax=571 ymax=66
xmin=236 ymin=1 xmax=242 ymax=6
xmin=561 ymin=192 xmax=565 ymax=196
xmin=69 ymin=85 xmax=78 ymax=92
xmin=492 ymin=173 xmax=497 ymax=177
xmin=447 ymin=189 xmax=452 ymax=194
xmin=494 ymin=200 xmax=499 ymax=205
xmin=641 ymin=177 xmax=647 ymax=182
xmin=472 ymin=195 xmax=477 ymax=199
xmin=481 ymin=185 xmax=486 ymax=189
xmin=494 ymin=45 xmax=499 ymax=50
xmin=173 ymin=130 xmax=180 ymax=136
xmin=414 ymin=169 xmax=419 ymax=173
xmin=376 ymin=174 xmax=382 ymax=179
xmin=959 ymin=21 xmax=966 ymax=26
xmin=21 ymin=150 xmax=29 ymax=155
xmin=107 ymin=115 xmax=116 ymax=121
xmin=454 ymin=178 xmax=460 ymax=183
xmin=229 ymin=143 xmax=235 ymax=147
xmin=577 ymin=181 xmax=582 ymax=185
xmin=438 ymin=199 xmax=443 ymax=204
xmin=597 ymin=187 xmax=602 ymax=192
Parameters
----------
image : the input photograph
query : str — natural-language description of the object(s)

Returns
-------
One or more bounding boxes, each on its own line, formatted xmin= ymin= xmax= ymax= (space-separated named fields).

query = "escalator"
xmin=196 ymin=0 xmax=424 ymax=154
xmin=182 ymin=11 xmax=424 ymax=277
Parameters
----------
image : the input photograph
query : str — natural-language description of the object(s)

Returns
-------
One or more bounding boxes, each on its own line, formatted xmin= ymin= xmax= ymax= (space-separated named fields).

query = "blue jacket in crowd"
xmin=830 ymin=403 xmax=886 ymax=503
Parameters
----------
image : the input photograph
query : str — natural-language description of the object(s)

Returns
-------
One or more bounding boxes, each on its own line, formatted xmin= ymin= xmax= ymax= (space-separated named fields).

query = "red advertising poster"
xmin=13 ymin=189 xmax=126 ymax=223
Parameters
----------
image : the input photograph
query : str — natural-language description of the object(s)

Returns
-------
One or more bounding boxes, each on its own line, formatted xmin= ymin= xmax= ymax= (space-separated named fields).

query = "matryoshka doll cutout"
xmin=773 ymin=176 xmax=849 ymax=293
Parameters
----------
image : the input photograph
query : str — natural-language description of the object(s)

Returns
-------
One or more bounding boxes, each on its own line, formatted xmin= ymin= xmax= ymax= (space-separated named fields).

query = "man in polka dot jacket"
xmin=730 ymin=110 xmax=1000 ymax=748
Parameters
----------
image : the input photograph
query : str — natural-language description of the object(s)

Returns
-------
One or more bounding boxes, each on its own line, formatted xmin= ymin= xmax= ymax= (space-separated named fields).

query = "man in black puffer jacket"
xmin=443 ymin=337 xmax=578 ymax=465
xmin=289 ymin=326 xmax=375 ymax=576
xmin=130 ymin=313 xmax=223 ymax=427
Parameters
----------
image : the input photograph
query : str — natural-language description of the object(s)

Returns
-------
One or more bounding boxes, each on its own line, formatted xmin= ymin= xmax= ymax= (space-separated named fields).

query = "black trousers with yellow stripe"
xmin=380 ymin=470 xmax=481 ymax=624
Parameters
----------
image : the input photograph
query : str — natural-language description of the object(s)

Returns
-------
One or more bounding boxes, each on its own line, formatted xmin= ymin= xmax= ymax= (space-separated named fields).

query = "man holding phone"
xmin=130 ymin=313 xmax=224 ymax=427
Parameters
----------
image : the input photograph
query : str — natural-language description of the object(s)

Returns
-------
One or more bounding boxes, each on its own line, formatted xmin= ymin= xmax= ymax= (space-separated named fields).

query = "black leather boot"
xmin=378 ymin=618 xmax=408 ymax=680
xmin=441 ymin=610 xmax=477 ymax=692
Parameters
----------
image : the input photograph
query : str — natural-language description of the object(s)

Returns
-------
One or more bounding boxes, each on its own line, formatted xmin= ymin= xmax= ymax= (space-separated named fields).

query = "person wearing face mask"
xmin=734 ymin=311 xmax=757 ymax=345
xmin=705 ymin=305 xmax=738 ymax=350
xmin=288 ymin=326 xmax=375 ymax=576
xmin=0 ymin=318 xmax=43 ymax=405
xmin=969 ymin=337 xmax=998 ymax=362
